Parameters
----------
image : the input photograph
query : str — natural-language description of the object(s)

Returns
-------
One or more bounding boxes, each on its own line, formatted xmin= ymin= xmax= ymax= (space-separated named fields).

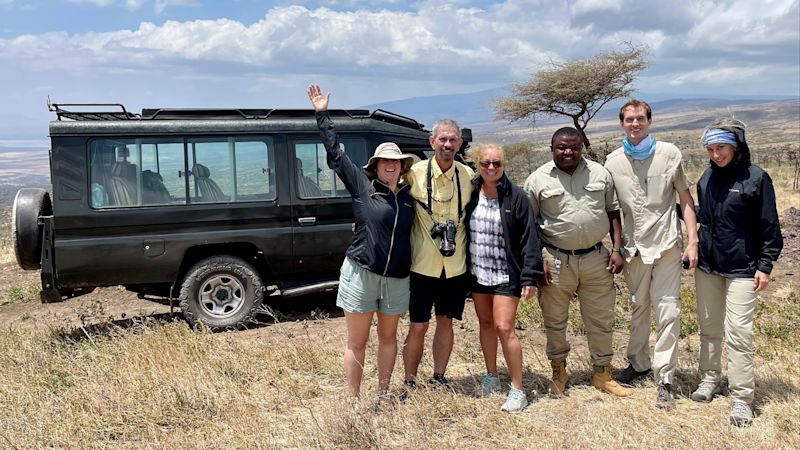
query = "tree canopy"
xmin=494 ymin=44 xmax=649 ymax=158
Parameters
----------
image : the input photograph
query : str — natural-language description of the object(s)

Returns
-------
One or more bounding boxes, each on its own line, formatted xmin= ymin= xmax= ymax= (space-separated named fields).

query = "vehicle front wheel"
xmin=179 ymin=256 xmax=264 ymax=331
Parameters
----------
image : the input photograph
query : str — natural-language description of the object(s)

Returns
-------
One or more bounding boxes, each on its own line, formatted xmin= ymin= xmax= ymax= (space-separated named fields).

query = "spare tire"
xmin=12 ymin=188 xmax=52 ymax=270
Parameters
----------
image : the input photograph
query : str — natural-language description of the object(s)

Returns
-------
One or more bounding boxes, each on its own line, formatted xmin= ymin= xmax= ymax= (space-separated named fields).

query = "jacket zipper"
xmin=383 ymin=190 xmax=400 ymax=277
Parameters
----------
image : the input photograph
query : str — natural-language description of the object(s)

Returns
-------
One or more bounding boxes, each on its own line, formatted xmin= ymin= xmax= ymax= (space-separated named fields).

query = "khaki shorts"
xmin=336 ymin=257 xmax=410 ymax=315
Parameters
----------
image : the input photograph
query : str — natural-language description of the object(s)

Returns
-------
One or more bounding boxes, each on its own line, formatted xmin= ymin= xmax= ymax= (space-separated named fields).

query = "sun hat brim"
xmin=363 ymin=142 xmax=415 ymax=173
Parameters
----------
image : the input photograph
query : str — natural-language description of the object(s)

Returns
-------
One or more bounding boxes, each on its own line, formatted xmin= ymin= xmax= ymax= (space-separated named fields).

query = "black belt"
xmin=543 ymin=242 xmax=602 ymax=256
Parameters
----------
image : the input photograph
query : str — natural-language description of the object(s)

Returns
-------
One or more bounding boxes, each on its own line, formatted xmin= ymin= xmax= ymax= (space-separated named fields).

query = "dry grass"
xmin=1 ymin=289 xmax=799 ymax=449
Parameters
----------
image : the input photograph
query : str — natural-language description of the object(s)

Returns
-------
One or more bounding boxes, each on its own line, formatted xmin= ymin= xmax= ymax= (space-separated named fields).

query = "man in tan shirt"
xmin=524 ymin=127 xmax=630 ymax=398
xmin=402 ymin=118 xmax=474 ymax=391
xmin=604 ymin=99 xmax=699 ymax=409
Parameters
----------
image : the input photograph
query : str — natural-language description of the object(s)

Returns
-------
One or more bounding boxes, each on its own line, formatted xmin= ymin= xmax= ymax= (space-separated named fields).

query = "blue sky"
xmin=0 ymin=0 xmax=798 ymax=143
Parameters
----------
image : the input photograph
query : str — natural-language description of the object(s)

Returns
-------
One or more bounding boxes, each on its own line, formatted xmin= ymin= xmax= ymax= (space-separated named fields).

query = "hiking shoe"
xmin=655 ymin=382 xmax=675 ymax=410
xmin=548 ymin=360 xmax=568 ymax=397
xmin=691 ymin=381 xmax=721 ymax=403
xmin=398 ymin=380 xmax=417 ymax=403
xmin=730 ymin=401 xmax=754 ymax=427
xmin=592 ymin=365 xmax=632 ymax=397
xmin=428 ymin=373 xmax=451 ymax=390
xmin=615 ymin=364 xmax=652 ymax=385
xmin=478 ymin=374 xmax=501 ymax=397
xmin=500 ymin=385 xmax=528 ymax=412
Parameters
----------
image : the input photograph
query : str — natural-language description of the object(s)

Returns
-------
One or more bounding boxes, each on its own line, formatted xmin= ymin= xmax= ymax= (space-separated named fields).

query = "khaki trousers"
xmin=695 ymin=269 xmax=757 ymax=403
xmin=538 ymin=246 xmax=615 ymax=366
xmin=624 ymin=244 xmax=682 ymax=383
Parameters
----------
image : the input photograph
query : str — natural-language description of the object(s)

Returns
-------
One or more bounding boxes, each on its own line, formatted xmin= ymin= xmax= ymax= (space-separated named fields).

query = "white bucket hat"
xmin=363 ymin=142 xmax=415 ymax=174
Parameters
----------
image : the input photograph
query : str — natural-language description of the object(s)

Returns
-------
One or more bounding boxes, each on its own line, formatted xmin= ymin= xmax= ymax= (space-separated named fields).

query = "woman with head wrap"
xmin=691 ymin=118 xmax=783 ymax=427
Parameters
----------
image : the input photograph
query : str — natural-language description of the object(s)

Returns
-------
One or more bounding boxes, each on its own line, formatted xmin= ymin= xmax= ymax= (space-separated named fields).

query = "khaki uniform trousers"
xmin=624 ymin=243 xmax=682 ymax=384
xmin=695 ymin=269 xmax=757 ymax=404
xmin=538 ymin=246 xmax=615 ymax=366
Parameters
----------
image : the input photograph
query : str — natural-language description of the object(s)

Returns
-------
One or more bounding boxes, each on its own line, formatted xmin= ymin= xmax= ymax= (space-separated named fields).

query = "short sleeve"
xmin=604 ymin=168 xmax=619 ymax=212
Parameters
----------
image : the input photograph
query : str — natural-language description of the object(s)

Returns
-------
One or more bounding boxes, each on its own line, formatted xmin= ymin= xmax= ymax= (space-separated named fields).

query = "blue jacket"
xmin=316 ymin=111 xmax=414 ymax=278
xmin=465 ymin=173 xmax=543 ymax=291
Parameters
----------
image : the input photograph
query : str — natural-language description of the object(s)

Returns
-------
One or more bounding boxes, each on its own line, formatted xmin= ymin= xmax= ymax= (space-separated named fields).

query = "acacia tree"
xmin=494 ymin=44 xmax=648 ymax=158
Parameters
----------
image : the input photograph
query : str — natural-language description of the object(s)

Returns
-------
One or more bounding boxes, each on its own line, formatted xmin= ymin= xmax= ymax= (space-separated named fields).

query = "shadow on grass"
xmin=51 ymin=290 xmax=342 ymax=343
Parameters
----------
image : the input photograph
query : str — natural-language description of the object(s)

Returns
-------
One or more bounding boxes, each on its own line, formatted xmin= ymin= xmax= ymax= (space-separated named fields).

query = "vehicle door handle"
xmin=298 ymin=217 xmax=317 ymax=226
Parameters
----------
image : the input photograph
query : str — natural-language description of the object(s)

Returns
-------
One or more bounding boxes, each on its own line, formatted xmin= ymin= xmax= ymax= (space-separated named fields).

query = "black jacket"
xmin=317 ymin=111 xmax=414 ymax=278
xmin=696 ymin=124 xmax=782 ymax=277
xmin=465 ymin=173 xmax=543 ymax=291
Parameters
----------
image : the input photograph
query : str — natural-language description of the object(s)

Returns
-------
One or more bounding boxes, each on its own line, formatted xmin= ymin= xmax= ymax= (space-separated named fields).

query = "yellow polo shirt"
xmin=406 ymin=158 xmax=474 ymax=278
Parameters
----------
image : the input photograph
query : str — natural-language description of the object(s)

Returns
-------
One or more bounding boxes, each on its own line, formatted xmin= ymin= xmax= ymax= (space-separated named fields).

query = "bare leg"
xmin=403 ymin=322 xmax=429 ymax=382
xmin=376 ymin=312 xmax=401 ymax=391
xmin=473 ymin=293 xmax=498 ymax=375
xmin=432 ymin=315 xmax=454 ymax=376
xmin=344 ymin=310 xmax=375 ymax=398
xmin=494 ymin=295 xmax=523 ymax=389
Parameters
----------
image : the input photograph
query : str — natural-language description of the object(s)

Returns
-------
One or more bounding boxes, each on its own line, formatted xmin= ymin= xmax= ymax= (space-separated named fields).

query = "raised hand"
xmin=307 ymin=84 xmax=330 ymax=112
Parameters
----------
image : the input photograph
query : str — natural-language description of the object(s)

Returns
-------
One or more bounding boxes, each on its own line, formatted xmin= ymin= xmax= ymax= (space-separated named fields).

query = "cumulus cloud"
xmin=0 ymin=1 xmax=797 ymax=98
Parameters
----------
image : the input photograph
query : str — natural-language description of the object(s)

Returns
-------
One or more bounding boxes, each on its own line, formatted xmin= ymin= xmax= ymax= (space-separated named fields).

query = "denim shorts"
xmin=336 ymin=257 xmax=410 ymax=315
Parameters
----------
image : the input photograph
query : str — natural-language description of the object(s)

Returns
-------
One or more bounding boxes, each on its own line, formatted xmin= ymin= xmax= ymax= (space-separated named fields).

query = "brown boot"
xmin=549 ymin=360 xmax=568 ymax=397
xmin=592 ymin=366 xmax=632 ymax=397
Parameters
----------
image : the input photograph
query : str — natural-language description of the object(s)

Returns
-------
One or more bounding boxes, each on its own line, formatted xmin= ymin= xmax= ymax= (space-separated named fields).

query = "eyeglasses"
xmin=479 ymin=160 xmax=503 ymax=168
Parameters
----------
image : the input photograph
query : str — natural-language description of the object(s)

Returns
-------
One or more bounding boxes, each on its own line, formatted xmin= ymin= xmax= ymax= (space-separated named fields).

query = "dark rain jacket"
xmin=696 ymin=120 xmax=783 ymax=277
xmin=317 ymin=111 xmax=414 ymax=278
xmin=464 ymin=173 xmax=543 ymax=291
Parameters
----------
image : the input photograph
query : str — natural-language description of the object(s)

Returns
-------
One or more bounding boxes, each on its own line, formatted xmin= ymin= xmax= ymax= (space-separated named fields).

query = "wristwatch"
xmin=611 ymin=246 xmax=623 ymax=255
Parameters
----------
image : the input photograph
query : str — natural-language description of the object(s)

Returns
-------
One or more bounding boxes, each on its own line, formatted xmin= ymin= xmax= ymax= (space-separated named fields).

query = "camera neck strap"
xmin=426 ymin=157 xmax=462 ymax=222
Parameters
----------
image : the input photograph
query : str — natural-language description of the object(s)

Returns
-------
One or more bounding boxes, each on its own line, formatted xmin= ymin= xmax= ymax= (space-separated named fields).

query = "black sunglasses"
xmin=479 ymin=160 xmax=503 ymax=168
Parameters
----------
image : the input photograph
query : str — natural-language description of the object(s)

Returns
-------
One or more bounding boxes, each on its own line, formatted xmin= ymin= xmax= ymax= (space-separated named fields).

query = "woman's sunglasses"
xmin=479 ymin=160 xmax=503 ymax=168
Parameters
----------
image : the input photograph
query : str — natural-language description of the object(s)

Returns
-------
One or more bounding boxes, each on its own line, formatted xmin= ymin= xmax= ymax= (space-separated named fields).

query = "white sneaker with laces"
xmin=500 ymin=385 xmax=528 ymax=412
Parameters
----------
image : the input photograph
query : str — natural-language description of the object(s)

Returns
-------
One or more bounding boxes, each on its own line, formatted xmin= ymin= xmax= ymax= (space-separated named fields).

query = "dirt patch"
xmin=780 ymin=207 xmax=800 ymax=268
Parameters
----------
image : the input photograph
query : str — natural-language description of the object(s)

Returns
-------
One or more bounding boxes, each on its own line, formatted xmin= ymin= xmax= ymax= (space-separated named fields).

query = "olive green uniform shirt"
xmin=524 ymin=158 xmax=618 ymax=251
xmin=604 ymin=141 xmax=691 ymax=264
xmin=406 ymin=158 xmax=475 ymax=278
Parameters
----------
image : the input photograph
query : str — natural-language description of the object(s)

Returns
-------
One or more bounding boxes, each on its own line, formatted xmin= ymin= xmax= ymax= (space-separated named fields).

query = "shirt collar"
xmin=431 ymin=157 xmax=457 ymax=179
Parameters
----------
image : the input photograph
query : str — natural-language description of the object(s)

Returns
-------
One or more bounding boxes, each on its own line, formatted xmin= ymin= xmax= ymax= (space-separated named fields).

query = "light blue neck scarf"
xmin=622 ymin=134 xmax=656 ymax=161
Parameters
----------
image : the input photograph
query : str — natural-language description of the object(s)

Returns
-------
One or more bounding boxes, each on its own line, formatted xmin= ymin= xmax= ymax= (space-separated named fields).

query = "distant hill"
xmin=362 ymin=89 xmax=800 ymax=143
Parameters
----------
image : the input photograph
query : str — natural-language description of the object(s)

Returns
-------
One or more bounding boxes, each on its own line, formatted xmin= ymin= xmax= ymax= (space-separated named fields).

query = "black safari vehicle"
xmin=12 ymin=102 xmax=467 ymax=330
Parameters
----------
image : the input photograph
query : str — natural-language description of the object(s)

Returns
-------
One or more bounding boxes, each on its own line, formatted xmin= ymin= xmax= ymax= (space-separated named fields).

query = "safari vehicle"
xmin=12 ymin=101 xmax=471 ymax=330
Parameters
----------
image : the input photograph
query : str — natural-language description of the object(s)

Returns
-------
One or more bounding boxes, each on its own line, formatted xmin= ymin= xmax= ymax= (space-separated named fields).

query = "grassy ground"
xmin=0 ymin=269 xmax=798 ymax=449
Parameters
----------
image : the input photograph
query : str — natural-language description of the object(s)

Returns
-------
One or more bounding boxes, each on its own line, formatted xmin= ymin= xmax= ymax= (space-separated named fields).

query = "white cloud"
xmin=668 ymin=66 xmax=767 ymax=86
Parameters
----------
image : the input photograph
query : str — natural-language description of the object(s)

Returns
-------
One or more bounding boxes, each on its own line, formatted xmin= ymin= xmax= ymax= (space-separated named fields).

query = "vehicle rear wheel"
xmin=12 ymin=188 xmax=52 ymax=270
xmin=179 ymin=255 xmax=263 ymax=331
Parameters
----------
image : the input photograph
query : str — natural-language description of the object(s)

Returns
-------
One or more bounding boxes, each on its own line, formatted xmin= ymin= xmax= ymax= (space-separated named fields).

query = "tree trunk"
xmin=572 ymin=115 xmax=598 ymax=161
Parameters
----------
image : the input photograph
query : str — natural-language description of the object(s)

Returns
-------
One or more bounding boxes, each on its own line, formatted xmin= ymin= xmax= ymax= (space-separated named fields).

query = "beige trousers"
xmin=538 ymin=246 xmax=616 ymax=366
xmin=695 ymin=269 xmax=757 ymax=404
xmin=624 ymin=244 xmax=682 ymax=384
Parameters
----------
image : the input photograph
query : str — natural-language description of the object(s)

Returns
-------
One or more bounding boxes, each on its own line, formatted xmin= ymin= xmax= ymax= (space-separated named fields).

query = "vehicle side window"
xmin=188 ymin=137 xmax=275 ymax=203
xmin=89 ymin=137 xmax=275 ymax=208
xmin=293 ymin=138 xmax=366 ymax=198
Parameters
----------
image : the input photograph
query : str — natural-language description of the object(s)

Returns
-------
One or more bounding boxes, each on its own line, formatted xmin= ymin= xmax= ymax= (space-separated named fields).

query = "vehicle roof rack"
xmin=48 ymin=99 xmax=427 ymax=131
xmin=48 ymin=99 xmax=140 ymax=121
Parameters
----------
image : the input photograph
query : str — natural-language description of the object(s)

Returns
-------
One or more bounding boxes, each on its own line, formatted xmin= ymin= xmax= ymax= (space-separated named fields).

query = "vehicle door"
xmin=288 ymin=134 xmax=367 ymax=280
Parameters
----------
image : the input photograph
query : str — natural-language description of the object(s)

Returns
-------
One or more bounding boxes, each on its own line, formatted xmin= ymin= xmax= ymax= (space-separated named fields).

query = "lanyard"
xmin=426 ymin=157 xmax=462 ymax=222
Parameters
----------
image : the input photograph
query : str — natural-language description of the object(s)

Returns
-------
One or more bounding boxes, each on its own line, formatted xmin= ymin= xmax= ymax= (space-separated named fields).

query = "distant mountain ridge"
xmin=362 ymin=89 xmax=799 ymax=143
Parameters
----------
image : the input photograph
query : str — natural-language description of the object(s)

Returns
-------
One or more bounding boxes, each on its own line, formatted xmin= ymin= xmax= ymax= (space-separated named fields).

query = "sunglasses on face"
xmin=479 ymin=160 xmax=503 ymax=168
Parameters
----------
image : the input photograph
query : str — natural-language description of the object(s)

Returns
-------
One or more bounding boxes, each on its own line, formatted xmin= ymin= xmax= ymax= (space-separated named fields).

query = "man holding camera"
xmin=524 ymin=127 xmax=631 ymax=398
xmin=402 ymin=118 xmax=474 ymax=391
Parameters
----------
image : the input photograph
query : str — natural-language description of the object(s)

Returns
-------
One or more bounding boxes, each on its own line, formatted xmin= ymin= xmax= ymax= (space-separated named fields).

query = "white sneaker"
xmin=691 ymin=380 xmax=721 ymax=402
xmin=478 ymin=374 xmax=501 ymax=396
xmin=500 ymin=385 xmax=528 ymax=412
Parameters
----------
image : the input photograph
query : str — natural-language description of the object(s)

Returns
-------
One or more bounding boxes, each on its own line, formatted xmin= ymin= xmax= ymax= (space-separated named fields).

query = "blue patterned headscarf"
xmin=702 ymin=129 xmax=738 ymax=148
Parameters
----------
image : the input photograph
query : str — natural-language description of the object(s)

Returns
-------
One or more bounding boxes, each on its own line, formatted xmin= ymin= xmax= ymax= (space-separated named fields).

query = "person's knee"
xmin=347 ymin=336 xmax=369 ymax=353
xmin=435 ymin=315 xmax=454 ymax=330
xmin=377 ymin=327 xmax=398 ymax=344
xmin=407 ymin=322 xmax=429 ymax=338
xmin=477 ymin=315 xmax=494 ymax=330
xmin=494 ymin=320 xmax=516 ymax=339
